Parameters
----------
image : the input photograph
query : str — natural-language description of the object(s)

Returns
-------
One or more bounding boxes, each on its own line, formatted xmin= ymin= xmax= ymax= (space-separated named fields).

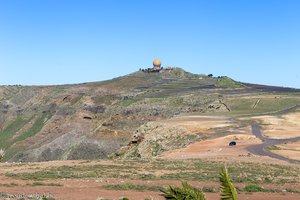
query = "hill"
xmin=0 ymin=68 xmax=300 ymax=162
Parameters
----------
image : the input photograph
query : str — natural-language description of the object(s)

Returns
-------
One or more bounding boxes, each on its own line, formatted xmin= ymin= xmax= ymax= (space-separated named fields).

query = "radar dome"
xmin=153 ymin=59 xmax=161 ymax=67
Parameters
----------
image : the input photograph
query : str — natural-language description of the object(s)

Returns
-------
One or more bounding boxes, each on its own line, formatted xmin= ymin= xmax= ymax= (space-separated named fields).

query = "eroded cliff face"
xmin=116 ymin=121 xmax=199 ymax=160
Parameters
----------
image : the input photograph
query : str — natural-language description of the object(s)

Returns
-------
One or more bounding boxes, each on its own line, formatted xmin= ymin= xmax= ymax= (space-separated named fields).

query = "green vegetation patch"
xmin=0 ymin=183 xmax=19 ymax=187
xmin=256 ymin=98 xmax=300 ymax=114
xmin=242 ymin=184 xmax=269 ymax=192
xmin=5 ymin=170 xmax=96 ymax=180
xmin=266 ymin=145 xmax=282 ymax=151
xmin=1 ymin=112 xmax=53 ymax=161
xmin=156 ymin=80 xmax=204 ymax=90
xmin=216 ymin=77 xmax=244 ymax=88
xmin=104 ymin=183 xmax=163 ymax=191
xmin=0 ymin=115 xmax=32 ymax=149
xmin=13 ymin=112 xmax=52 ymax=143
xmin=5 ymin=159 xmax=300 ymax=185
xmin=5 ymin=163 xmax=140 ymax=180
xmin=2 ymin=145 xmax=25 ymax=161
xmin=224 ymin=96 xmax=300 ymax=115
xmin=29 ymin=182 xmax=63 ymax=187
xmin=237 ymin=184 xmax=300 ymax=193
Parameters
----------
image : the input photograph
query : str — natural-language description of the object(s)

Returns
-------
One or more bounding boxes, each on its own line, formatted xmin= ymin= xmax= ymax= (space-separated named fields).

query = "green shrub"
xmin=160 ymin=181 xmax=206 ymax=200
xmin=243 ymin=184 xmax=267 ymax=192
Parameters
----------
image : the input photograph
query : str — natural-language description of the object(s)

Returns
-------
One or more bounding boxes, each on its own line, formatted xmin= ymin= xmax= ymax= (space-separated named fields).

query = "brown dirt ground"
xmin=160 ymin=134 xmax=262 ymax=160
xmin=1 ymin=187 xmax=300 ymax=200
xmin=1 ymin=160 xmax=300 ymax=200
xmin=252 ymin=112 xmax=300 ymax=139
xmin=1 ymin=114 xmax=300 ymax=199
xmin=270 ymin=140 xmax=300 ymax=161
xmin=166 ymin=115 xmax=233 ymax=133
xmin=276 ymin=141 xmax=300 ymax=151
xmin=277 ymin=141 xmax=300 ymax=151
xmin=271 ymin=149 xmax=300 ymax=161
xmin=160 ymin=116 xmax=280 ymax=163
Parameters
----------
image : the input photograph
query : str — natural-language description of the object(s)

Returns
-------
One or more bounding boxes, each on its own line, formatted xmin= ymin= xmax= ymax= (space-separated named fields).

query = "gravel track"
xmin=247 ymin=124 xmax=300 ymax=164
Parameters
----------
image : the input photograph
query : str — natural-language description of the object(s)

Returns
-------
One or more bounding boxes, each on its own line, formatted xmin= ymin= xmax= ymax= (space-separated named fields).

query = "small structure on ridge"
xmin=153 ymin=59 xmax=161 ymax=71
xmin=139 ymin=59 xmax=173 ymax=73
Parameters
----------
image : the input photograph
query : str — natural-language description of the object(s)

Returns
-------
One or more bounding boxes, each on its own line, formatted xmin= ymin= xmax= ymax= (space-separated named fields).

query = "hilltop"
xmin=0 ymin=68 xmax=300 ymax=162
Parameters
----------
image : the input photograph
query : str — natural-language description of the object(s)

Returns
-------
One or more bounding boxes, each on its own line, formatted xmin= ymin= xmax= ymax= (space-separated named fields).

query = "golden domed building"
xmin=153 ymin=59 xmax=161 ymax=70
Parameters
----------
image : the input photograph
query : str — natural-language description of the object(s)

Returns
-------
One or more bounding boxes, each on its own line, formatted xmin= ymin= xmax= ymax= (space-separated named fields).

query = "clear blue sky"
xmin=1 ymin=0 xmax=300 ymax=88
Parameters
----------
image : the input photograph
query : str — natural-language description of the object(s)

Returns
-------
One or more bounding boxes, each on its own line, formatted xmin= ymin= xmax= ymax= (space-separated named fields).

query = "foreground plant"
xmin=161 ymin=166 xmax=237 ymax=200
xmin=161 ymin=181 xmax=206 ymax=200
xmin=219 ymin=166 xmax=237 ymax=200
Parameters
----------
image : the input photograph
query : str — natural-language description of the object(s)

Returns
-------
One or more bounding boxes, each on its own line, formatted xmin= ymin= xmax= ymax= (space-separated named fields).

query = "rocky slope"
xmin=0 ymin=68 xmax=299 ymax=162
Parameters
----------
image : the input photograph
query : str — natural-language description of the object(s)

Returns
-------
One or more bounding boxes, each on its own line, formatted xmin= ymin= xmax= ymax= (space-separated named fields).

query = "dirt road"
xmin=248 ymin=124 xmax=300 ymax=164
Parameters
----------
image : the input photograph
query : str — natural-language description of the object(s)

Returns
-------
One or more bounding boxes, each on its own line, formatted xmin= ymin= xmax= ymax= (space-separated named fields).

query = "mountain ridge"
xmin=1 ymin=67 xmax=299 ymax=90
xmin=1 ymin=68 xmax=300 ymax=162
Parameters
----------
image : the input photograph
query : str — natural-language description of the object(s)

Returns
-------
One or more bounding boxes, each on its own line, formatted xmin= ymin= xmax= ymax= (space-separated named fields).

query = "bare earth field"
xmin=165 ymin=116 xmax=233 ymax=133
xmin=0 ymin=159 xmax=300 ymax=200
xmin=161 ymin=114 xmax=300 ymax=164
xmin=161 ymin=134 xmax=262 ymax=160
xmin=271 ymin=149 xmax=300 ymax=161
xmin=252 ymin=112 xmax=300 ymax=139
xmin=271 ymin=140 xmax=300 ymax=161
xmin=1 ymin=112 xmax=300 ymax=199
